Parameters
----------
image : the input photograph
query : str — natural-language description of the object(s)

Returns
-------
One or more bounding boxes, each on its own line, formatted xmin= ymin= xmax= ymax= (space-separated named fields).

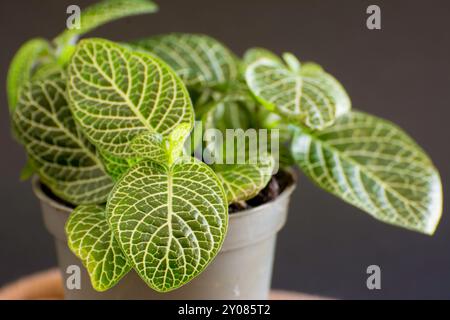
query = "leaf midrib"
xmin=82 ymin=46 xmax=155 ymax=134
xmin=306 ymin=131 xmax=429 ymax=213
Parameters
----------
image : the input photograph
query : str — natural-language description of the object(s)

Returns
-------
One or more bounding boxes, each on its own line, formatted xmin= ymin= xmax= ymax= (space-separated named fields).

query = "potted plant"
xmin=7 ymin=0 xmax=443 ymax=299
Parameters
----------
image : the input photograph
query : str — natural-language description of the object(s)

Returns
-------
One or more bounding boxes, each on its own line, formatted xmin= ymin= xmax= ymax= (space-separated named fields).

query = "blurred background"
xmin=0 ymin=0 xmax=448 ymax=299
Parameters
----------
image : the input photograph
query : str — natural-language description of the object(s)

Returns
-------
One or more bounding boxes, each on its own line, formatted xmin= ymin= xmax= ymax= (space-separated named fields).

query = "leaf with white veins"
xmin=68 ymin=38 xmax=194 ymax=159
xmin=129 ymin=132 xmax=167 ymax=164
xmin=100 ymin=123 xmax=192 ymax=179
xmin=107 ymin=158 xmax=228 ymax=292
xmin=13 ymin=70 xmax=114 ymax=204
xmin=242 ymin=47 xmax=283 ymax=69
xmin=66 ymin=205 xmax=131 ymax=291
xmin=245 ymin=52 xmax=351 ymax=130
xmin=291 ymin=111 xmax=442 ymax=234
xmin=7 ymin=38 xmax=51 ymax=112
xmin=213 ymin=156 xmax=275 ymax=203
xmin=134 ymin=33 xmax=238 ymax=89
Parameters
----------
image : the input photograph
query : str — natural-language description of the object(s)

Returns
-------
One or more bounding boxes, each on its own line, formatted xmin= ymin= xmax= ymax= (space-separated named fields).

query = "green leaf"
xmin=54 ymin=0 xmax=158 ymax=48
xmin=243 ymin=47 xmax=283 ymax=67
xmin=301 ymin=62 xmax=351 ymax=118
xmin=66 ymin=205 xmax=131 ymax=291
xmin=254 ymin=109 xmax=296 ymax=168
xmin=167 ymin=123 xmax=192 ymax=163
xmin=129 ymin=126 xmax=189 ymax=164
xmin=107 ymin=157 xmax=228 ymax=292
xmin=129 ymin=132 xmax=167 ymax=163
xmin=221 ymin=80 xmax=258 ymax=108
xmin=201 ymin=81 xmax=257 ymax=133
xmin=277 ymin=143 xmax=296 ymax=168
xmin=100 ymin=123 xmax=192 ymax=180
xmin=197 ymin=84 xmax=279 ymax=180
xmin=245 ymin=52 xmax=351 ymax=130
xmin=7 ymin=38 xmax=51 ymax=112
xmin=19 ymin=158 xmax=36 ymax=181
xmin=282 ymin=52 xmax=301 ymax=73
xmin=13 ymin=70 xmax=114 ymax=204
xmin=213 ymin=157 xmax=274 ymax=203
xmin=257 ymin=107 xmax=292 ymax=143
xmin=198 ymin=83 xmax=277 ymax=203
xmin=291 ymin=111 xmax=442 ymax=234
xmin=31 ymin=62 xmax=63 ymax=80
xmin=203 ymin=101 xmax=254 ymax=134
xmin=67 ymin=38 xmax=194 ymax=159
xmin=134 ymin=33 xmax=238 ymax=89
xmin=56 ymin=44 xmax=77 ymax=67
xmin=98 ymin=150 xmax=132 ymax=181
xmin=301 ymin=62 xmax=324 ymax=74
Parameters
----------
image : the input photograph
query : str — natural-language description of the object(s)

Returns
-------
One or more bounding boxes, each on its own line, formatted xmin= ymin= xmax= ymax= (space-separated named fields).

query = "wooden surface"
xmin=0 ymin=268 xmax=325 ymax=300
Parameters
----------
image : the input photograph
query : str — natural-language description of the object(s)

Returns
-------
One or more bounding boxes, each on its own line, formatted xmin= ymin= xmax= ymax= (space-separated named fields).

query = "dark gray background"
xmin=0 ymin=0 xmax=448 ymax=299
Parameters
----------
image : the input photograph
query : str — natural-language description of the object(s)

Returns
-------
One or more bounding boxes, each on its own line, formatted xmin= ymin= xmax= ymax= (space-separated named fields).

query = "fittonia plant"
xmin=8 ymin=0 xmax=443 ymax=292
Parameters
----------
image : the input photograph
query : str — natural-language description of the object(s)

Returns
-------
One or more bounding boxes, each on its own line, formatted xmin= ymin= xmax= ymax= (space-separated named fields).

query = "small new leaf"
xmin=291 ymin=111 xmax=443 ymax=234
xmin=99 ymin=123 xmax=192 ymax=179
xmin=129 ymin=132 xmax=168 ymax=164
xmin=107 ymin=158 xmax=228 ymax=292
xmin=66 ymin=205 xmax=131 ymax=291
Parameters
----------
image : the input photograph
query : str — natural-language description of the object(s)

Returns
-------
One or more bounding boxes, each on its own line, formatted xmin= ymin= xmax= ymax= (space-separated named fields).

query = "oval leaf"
xmin=245 ymin=53 xmax=351 ymax=130
xmin=134 ymin=33 xmax=238 ymax=89
xmin=13 ymin=71 xmax=114 ymax=204
xmin=213 ymin=157 xmax=274 ymax=203
xmin=66 ymin=205 xmax=131 ymax=291
xmin=107 ymin=158 xmax=228 ymax=292
xmin=68 ymin=38 xmax=194 ymax=158
xmin=7 ymin=38 xmax=51 ymax=112
xmin=291 ymin=111 xmax=442 ymax=234
xmin=243 ymin=47 xmax=283 ymax=68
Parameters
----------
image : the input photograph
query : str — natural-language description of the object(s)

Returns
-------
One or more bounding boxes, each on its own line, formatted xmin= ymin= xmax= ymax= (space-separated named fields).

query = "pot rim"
xmin=31 ymin=169 xmax=298 ymax=219
xmin=32 ymin=177 xmax=73 ymax=213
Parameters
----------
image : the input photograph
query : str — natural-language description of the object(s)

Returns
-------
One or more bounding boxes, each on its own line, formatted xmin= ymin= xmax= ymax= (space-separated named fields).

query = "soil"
xmin=40 ymin=169 xmax=295 ymax=214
